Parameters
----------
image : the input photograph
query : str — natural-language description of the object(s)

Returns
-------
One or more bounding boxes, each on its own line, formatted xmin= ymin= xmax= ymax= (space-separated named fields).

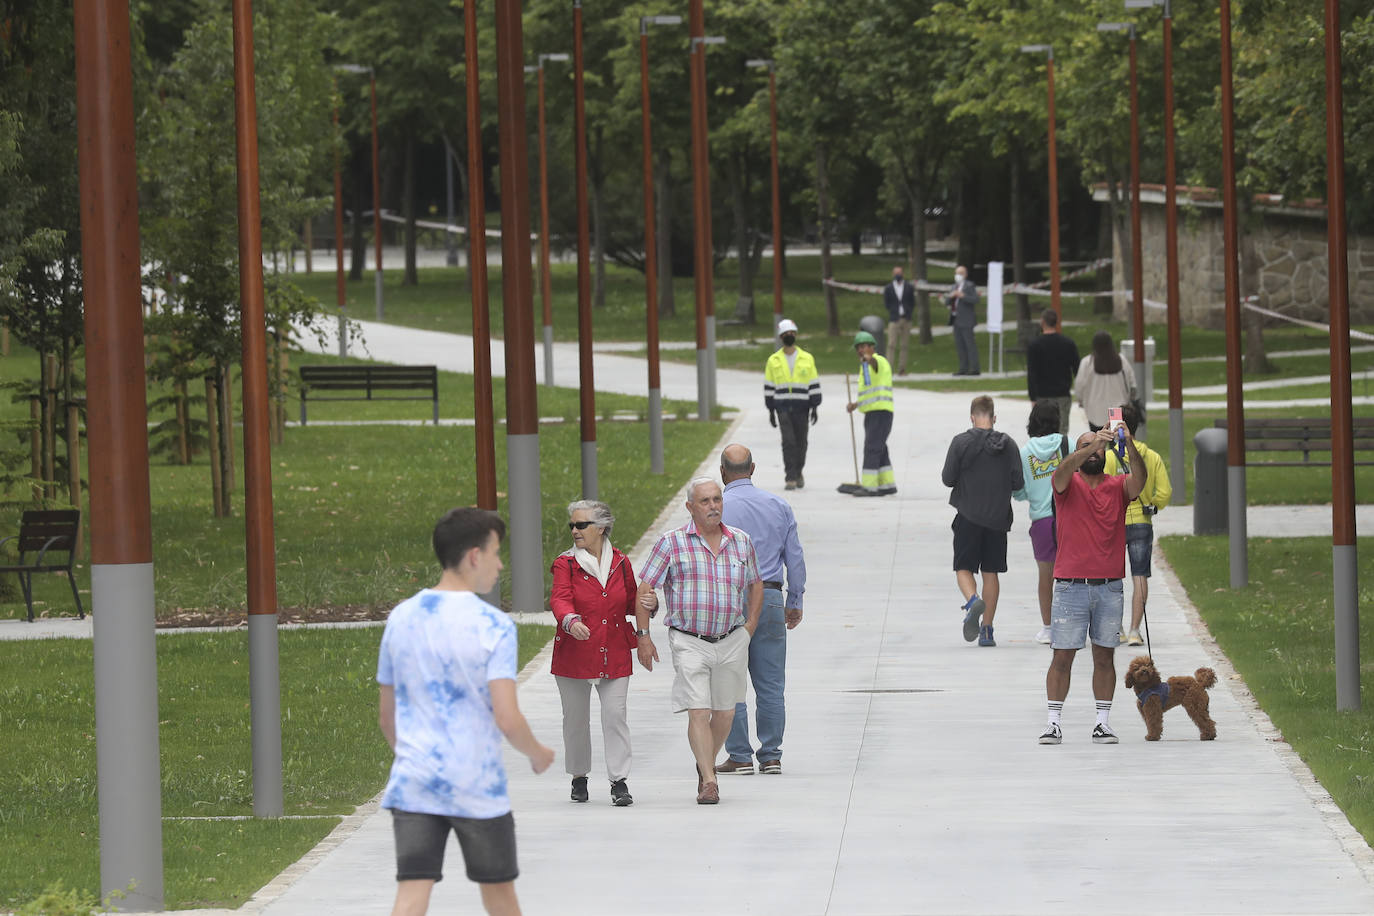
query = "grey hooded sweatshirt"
xmin=941 ymin=427 xmax=1025 ymax=532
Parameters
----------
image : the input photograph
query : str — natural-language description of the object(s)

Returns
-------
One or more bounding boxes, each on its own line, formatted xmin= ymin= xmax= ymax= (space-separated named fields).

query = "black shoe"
xmin=836 ymin=483 xmax=863 ymax=494
xmin=795 ymin=475 xmax=805 ymax=489
xmin=968 ymin=371 xmax=981 ymax=376
xmin=571 ymin=776 xmax=589 ymax=803
xmin=610 ymin=779 xmax=633 ymax=806
xmin=853 ymin=488 xmax=881 ymax=497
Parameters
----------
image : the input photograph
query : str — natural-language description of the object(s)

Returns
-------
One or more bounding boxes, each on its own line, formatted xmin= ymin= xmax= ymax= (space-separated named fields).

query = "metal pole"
xmin=537 ymin=65 xmax=555 ymax=387
xmin=371 ymin=71 xmax=383 ymax=321
xmin=333 ymin=89 xmax=347 ymax=357
xmin=768 ymin=66 xmax=783 ymax=331
xmin=573 ymin=1 xmax=597 ymax=499
xmin=1047 ymin=51 xmax=1061 ymax=319
xmin=466 ymin=0 xmax=500 ymax=608
xmin=230 ymin=0 xmax=283 ymax=817
xmin=1163 ymin=1 xmax=1186 ymax=500
xmin=1128 ymin=27 xmax=1147 ymax=434
xmin=688 ymin=2 xmax=714 ymax=418
xmin=1219 ymin=0 xmax=1248 ymax=587
xmin=73 ymin=0 xmax=163 ymax=906
xmin=640 ymin=26 xmax=665 ymax=474
xmin=445 ymin=136 xmax=459 ymax=267
xmin=495 ymin=0 xmax=544 ymax=614
xmin=1324 ymin=0 xmax=1360 ymax=711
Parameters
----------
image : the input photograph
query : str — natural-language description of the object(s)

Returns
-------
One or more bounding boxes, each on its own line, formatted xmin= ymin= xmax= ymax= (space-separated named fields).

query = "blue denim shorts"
xmin=1050 ymin=579 xmax=1124 ymax=649
xmin=1125 ymin=523 xmax=1153 ymax=578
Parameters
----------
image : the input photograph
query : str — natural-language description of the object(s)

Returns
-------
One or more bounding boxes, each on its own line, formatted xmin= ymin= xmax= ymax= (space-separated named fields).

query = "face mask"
xmin=955 ymin=273 xmax=966 ymax=284
xmin=1082 ymin=455 xmax=1106 ymax=475
xmin=780 ymin=334 xmax=796 ymax=347
xmin=893 ymin=275 xmax=903 ymax=284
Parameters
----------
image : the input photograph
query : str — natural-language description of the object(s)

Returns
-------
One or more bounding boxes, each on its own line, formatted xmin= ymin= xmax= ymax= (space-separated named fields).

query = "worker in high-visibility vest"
xmin=763 ymin=318 xmax=821 ymax=490
xmin=843 ymin=331 xmax=896 ymax=497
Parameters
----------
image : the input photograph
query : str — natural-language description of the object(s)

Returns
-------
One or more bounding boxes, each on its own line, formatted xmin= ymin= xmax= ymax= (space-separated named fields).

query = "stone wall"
xmin=1100 ymin=189 xmax=1374 ymax=330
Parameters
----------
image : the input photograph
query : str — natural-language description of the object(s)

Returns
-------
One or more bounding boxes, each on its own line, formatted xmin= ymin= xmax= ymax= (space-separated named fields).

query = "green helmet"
xmin=853 ymin=330 xmax=877 ymax=348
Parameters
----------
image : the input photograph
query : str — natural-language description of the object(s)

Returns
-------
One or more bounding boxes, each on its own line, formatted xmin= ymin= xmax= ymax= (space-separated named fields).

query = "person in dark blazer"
xmin=883 ymin=265 xmax=917 ymax=375
xmin=946 ymin=265 xmax=981 ymax=376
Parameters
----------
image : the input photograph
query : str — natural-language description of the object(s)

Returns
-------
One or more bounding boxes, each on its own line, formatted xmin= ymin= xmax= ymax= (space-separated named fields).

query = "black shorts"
xmin=952 ymin=514 xmax=1008 ymax=574
xmin=391 ymin=809 xmax=518 ymax=884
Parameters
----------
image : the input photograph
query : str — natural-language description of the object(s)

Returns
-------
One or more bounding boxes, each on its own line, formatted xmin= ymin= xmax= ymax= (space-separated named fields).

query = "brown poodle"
xmin=1123 ymin=655 xmax=1218 ymax=741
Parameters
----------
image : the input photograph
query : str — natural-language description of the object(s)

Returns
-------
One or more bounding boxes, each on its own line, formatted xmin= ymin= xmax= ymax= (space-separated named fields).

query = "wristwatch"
xmin=635 ymin=628 xmax=650 ymax=637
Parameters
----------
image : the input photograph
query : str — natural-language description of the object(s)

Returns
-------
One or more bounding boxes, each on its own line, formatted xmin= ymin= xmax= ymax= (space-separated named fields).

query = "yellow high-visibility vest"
xmin=855 ymin=354 xmax=893 ymax=413
xmin=763 ymin=347 xmax=821 ymax=411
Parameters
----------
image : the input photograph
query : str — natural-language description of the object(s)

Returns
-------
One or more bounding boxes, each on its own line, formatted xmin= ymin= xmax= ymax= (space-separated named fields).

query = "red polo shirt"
xmin=1052 ymin=471 xmax=1129 ymax=579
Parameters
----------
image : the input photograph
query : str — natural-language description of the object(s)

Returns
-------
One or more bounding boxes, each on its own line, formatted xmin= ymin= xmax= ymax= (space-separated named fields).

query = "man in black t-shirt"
xmin=1026 ymin=309 xmax=1080 ymax=435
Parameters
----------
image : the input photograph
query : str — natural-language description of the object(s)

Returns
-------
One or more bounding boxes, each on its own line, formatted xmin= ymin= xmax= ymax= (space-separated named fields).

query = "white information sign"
xmin=986 ymin=261 xmax=1004 ymax=330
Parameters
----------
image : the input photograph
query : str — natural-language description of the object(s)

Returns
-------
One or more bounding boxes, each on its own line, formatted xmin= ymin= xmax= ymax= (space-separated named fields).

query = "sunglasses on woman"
xmin=568 ymin=520 xmax=597 ymax=530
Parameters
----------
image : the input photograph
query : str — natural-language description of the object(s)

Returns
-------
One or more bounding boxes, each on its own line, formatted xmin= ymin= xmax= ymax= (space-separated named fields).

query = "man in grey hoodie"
xmin=941 ymin=396 xmax=1024 ymax=646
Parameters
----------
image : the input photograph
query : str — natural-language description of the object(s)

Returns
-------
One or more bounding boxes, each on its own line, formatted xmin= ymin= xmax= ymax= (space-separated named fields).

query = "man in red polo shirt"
xmin=1038 ymin=426 xmax=1146 ymax=745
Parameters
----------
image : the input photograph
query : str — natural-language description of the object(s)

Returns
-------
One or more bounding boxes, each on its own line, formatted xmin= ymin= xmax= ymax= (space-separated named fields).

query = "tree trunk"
xmin=655 ymin=146 xmax=675 ymax=318
xmin=349 ymin=156 xmax=366 ymax=282
xmin=591 ymin=128 xmax=606 ymax=308
xmin=816 ymin=142 xmax=839 ymax=336
xmin=403 ymin=131 xmax=418 ymax=286
xmin=217 ymin=362 xmax=235 ymax=509
xmin=910 ymin=179 xmax=932 ymax=344
xmin=175 ymin=378 xmax=190 ymax=465
xmin=1240 ymin=210 xmax=1274 ymax=374
xmin=1010 ymin=146 xmax=1034 ymax=346
xmin=779 ymin=234 xmax=787 ymax=279
xmin=729 ymin=154 xmax=756 ymax=324
xmin=205 ymin=376 xmax=225 ymax=518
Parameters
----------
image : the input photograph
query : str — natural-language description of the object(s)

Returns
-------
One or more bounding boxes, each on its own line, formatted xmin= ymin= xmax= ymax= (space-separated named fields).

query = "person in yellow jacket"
xmin=842 ymin=331 xmax=896 ymax=497
xmin=763 ymin=318 xmax=821 ymax=490
xmin=1104 ymin=402 xmax=1171 ymax=645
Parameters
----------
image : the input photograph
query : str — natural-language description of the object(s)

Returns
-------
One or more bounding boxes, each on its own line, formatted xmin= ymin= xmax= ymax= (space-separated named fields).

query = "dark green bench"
xmin=1212 ymin=416 xmax=1374 ymax=467
xmin=299 ymin=365 xmax=440 ymax=425
xmin=0 ymin=510 xmax=84 ymax=622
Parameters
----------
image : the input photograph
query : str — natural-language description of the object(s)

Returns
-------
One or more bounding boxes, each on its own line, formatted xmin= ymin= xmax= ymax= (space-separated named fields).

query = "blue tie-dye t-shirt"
xmin=376 ymin=589 xmax=518 ymax=818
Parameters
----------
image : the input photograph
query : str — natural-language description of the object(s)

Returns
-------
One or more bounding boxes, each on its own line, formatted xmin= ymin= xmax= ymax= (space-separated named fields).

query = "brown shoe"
xmin=714 ymin=759 xmax=755 ymax=776
xmin=759 ymin=759 xmax=782 ymax=775
xmin=696 ymin=781 xmax=720 ymax=804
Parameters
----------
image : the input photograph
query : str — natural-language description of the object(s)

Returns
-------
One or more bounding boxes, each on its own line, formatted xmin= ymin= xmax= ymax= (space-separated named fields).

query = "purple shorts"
xmin=1029 ymin=516 xmax=1057 ymax=564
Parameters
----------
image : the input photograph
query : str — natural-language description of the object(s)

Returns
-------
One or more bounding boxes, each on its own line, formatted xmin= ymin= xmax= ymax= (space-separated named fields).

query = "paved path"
xmin=168 ymin=321 xmax=1374 ymax=916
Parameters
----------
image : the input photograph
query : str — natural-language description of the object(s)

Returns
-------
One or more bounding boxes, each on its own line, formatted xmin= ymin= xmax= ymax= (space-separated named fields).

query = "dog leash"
xmin=1141 ymin=602 xmax=1153 ymax=659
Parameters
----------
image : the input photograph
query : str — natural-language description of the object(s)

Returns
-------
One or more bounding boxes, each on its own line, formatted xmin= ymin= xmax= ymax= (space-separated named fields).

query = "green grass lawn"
xmin=0 ymin=624 xmax=551 ymax=910
xmin=1161 ymin=535 xmax=1374 ymax=848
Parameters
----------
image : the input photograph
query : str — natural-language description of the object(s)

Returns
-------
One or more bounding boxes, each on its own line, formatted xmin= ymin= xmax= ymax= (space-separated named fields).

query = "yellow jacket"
xmin=764 ymin=347 xmax=821 ymax=412
xmin=1105 ymin=440 xmax=1172 ymax=525
xmin=855 ymin=354 xmax=894 ymax=413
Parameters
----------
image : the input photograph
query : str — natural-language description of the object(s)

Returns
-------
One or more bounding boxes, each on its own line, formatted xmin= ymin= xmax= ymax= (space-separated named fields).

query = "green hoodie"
xmin=1012 ymin=432 xmax=1069 ymax=521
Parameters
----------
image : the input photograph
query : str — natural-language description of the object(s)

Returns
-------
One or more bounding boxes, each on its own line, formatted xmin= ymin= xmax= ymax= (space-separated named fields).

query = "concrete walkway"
xmin=169 ymin=321 xmax=1374 ymax=916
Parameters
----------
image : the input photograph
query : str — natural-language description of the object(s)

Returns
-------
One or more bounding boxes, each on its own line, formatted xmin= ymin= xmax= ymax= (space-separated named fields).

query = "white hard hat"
xmin=777 ymin=318 xmax=799 ymax=334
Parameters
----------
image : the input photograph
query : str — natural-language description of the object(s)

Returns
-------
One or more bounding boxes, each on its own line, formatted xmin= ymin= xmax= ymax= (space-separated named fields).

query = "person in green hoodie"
xmin=1104 ymin=402 xmax=1172 ymax=646
xmin=1012 ymin=401 xmax=1070 ymax=645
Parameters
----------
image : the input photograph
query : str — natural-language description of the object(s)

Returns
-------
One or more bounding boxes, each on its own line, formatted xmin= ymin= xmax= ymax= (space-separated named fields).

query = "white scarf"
xmin=573 ymin=536 xmax=614 ymax=588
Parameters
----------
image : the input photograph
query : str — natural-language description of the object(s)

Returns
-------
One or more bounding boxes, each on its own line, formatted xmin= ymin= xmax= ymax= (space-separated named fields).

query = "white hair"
xmin=567 ymin=499 xmax=614 ymax=532
xmin=686 ymin=477 xmax=720 ymax=500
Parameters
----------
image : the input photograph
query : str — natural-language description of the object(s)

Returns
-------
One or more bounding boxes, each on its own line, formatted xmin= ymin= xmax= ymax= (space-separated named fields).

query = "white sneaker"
xmin=1034 ymin=627 xmax=1051 ymax=644
xmin=1091 ymin=723 xmax=1119 ymax=744
xmin=1038 ymin=722 xmax=1062 ymax=745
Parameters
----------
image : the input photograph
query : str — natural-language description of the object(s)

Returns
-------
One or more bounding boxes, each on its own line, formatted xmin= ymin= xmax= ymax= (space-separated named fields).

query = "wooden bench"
xmin=1212 ymin=417 xmax=1374 ymax=467
xmin=299 ymin=365 xmax=440 ymax=426
xmin=0 ymin=510 xmax=84 ymax=622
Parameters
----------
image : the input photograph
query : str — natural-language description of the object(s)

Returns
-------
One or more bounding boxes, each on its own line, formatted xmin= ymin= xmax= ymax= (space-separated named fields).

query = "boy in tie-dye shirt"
xmin=377 ymin=507 xmax=554 ymax=915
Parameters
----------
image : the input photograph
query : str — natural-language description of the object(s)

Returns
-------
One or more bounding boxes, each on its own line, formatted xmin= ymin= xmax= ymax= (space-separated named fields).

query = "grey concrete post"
xmin=705 ymin=314 xmax=717 ymax=416
xmin=1334 ymin=544 xmax=1360 ymax=710
xmin=375 ymin=271 xmax=384 ymax=321
xmin=1228 ymin=466 xmax=1248 ymax=587
xmin=507 ymin=434 xmax=544 ymax=613
xmin=582 ymin=441 xmax=598 ymax=500
xmin=248 ymin=614 xmax=283 ymax=815
xmin=93 ymin=564 xmax=164 ymax=910
xmin=696 ymin=348 xmax=710 ymax=419
xmin=337 ymin=312 xmax=347 ymax=357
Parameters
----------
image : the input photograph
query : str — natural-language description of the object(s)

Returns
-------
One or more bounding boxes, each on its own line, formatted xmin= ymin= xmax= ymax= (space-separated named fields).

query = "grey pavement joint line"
xmin=824 ymin=471 xmax=904 ymax=916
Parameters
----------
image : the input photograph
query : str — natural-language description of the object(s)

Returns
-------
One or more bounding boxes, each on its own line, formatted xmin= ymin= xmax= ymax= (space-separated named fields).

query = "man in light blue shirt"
xmin=715 ymin=443 xmax=807 ymax=776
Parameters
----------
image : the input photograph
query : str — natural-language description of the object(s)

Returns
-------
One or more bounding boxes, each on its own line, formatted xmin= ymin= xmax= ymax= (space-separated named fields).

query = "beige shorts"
xmin=667 ymin=626 xmax=751 ymax=713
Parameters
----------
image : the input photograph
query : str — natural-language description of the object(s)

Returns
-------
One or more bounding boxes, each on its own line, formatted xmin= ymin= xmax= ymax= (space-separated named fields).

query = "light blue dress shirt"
xmin=721 ymin=478 xmax=806 ymax=610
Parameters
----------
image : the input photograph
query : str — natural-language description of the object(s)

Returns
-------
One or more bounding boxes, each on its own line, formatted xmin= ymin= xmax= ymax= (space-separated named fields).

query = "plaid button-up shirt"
xmin=639 ymin=521 xmax=760 ymax=637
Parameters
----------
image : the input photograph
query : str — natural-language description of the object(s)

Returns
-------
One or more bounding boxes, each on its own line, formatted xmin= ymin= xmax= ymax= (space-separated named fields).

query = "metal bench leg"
xmin=433 ymin=396 xmax=439 ymax=426
xmin=20 ymin=571 xmax=33 ymax=623
xmin=67 ymin=569 xmax=85 ymax=620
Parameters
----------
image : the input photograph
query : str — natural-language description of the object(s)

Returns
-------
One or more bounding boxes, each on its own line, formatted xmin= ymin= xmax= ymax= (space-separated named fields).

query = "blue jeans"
xmin=725 ymin=589 xmax=787 ymax=762
xmin=1049 ymin=579 xmax=1124 ymax=650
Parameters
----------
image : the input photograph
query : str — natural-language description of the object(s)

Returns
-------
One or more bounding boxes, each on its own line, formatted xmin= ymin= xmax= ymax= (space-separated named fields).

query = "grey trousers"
xmin=953 ymin=322 xmax=980 ymax=374
xmin=555 ymin=674 xmax=632 ymax=781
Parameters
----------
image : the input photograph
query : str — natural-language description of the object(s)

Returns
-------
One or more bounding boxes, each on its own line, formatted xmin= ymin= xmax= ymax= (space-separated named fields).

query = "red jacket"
xmin=549 ymin=547 xmax=638 ymax=679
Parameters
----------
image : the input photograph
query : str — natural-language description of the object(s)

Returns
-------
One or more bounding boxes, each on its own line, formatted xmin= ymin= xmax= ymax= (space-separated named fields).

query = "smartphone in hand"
xmin=1107 ymin=407 xmax=1123 ymax=435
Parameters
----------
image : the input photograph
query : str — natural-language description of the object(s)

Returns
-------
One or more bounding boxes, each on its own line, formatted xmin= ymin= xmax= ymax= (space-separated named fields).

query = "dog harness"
xmin=1136 ymin=682 xmax=1170 ymax=708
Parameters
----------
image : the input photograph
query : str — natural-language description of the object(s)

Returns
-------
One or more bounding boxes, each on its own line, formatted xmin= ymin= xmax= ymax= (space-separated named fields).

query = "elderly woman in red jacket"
xmin=551 ymin=499 xmax=654 ymax=807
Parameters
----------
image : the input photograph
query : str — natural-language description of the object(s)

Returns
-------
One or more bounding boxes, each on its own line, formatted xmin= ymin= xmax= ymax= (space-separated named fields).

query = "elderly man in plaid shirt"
xmin=636 ymin=477 xmax=764 ymax=805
